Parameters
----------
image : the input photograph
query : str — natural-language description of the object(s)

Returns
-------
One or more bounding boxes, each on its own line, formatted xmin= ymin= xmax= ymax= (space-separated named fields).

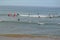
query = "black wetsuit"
xmin=17 ymin=13 xmax=20 ymax=21
xmin=17 ymin=13 xmax=19 ymax=16
xmin=18 ymin=19 xmax=20 ymax=21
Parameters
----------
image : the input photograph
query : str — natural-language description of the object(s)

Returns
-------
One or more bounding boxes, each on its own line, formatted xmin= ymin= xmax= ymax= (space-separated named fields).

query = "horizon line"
xmin=0 ymin=5 xmax=60 ymax=8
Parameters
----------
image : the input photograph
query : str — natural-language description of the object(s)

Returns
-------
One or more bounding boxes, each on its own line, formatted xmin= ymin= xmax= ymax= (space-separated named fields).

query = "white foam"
xmin=20 ymin=15 xmax=48 ymax=18
xmin=17 ymin=14 xmax=60 ymax=18
xmin=38 ymin=22 xmax=45 ymax=25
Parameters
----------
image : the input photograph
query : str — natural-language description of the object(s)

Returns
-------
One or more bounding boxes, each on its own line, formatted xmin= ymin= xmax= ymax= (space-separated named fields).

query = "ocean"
xmin=0 ymin=6 xmax=60 ymax=36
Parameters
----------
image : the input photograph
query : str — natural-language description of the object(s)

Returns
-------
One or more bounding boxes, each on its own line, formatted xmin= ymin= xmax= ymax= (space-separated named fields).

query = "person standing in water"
xmin=14 ymin=13 xmax=16 ymax=17
xmin=14 ymin=12 xmax=20 ymax=21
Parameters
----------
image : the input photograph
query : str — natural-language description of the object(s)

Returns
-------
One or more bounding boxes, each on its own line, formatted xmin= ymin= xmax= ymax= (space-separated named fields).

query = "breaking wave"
xmin=0 ymin=14 xmax=60 ymax=18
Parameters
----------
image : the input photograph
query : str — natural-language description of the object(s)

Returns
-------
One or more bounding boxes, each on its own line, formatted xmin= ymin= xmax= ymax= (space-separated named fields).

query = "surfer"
xmin=38 ymin=16 xmax=40 ymax=18
xmin=38 ymin=13 xmax=40 ymax=18
xmin=18 ymin=18 xmax=20 ymax=21
xmin=49 ymin=13 xmax=52 ymax=18
xmin=17 ymin=13 xmax=19 ymax=16
xmin=49 ymin=16 xmax=52 ymax=18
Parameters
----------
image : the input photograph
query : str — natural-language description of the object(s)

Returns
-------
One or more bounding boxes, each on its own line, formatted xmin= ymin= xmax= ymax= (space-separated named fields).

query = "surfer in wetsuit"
xmin=49 ymin=13 xmax=52 ymax=18
xmin=17 ymin=13 xmax=19 ymax=16
xmin=18 ymin=18 xmax=20 ymax=21
xmin=38 ymin=16 xmax=40 ymax=18
xmin=17 ymin=13 xmax=20 ymax=21
xmin=38 ymin=13 xmax=40 ymax=18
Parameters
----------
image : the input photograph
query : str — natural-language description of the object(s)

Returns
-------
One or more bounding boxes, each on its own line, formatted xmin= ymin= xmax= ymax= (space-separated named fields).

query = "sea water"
xmin=0 ymin=6 xmax=60 ymax=36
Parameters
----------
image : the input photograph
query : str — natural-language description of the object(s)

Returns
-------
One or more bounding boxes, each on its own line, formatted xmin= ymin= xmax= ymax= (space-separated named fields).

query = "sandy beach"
xmin=0 ymin=34 xmax=60 ymax=40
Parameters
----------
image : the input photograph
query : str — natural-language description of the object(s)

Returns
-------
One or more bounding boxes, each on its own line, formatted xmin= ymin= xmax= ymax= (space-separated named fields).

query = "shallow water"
xmin=0 ymin=6 xmax=60 ymax=36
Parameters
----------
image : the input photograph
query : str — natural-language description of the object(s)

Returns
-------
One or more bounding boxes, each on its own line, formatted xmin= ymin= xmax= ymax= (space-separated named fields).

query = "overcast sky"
xmin=0 ymin=0 xmax=60 ymax=7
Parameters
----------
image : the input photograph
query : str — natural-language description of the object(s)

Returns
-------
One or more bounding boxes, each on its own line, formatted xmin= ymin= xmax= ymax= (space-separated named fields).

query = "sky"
xmin=0 ymin=0 xmax=60 ymax=7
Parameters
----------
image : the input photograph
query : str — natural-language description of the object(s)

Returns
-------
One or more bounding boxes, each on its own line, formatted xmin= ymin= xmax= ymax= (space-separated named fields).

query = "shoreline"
xmin=0 ymin=34 xmax=60 ymax=38
xmin=0 ymin=34 xmax=48 ymax=38
xmin=0 ymin=34 xmax=60 ymax=40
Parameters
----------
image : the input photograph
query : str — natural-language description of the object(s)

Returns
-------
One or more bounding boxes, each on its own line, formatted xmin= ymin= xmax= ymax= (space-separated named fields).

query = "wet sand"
xmin=0 ymin=34 xmax=60 ymax=40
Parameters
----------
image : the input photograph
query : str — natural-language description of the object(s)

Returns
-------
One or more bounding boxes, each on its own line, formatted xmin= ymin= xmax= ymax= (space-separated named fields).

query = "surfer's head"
xmin=17 ymin=13 xmax=19 ymax=15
